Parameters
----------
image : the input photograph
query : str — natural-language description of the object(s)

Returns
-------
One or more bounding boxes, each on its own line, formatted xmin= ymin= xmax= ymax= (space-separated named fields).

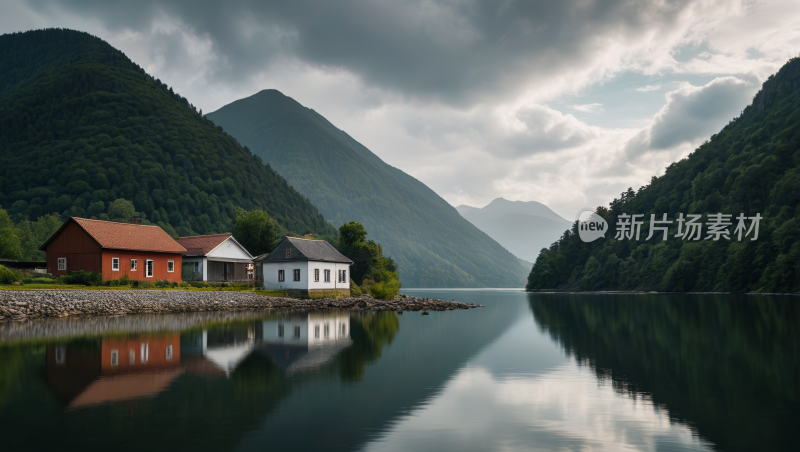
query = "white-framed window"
xmin=131 ymin=259 xmax=138 ymax=271
xmin=129 ymin=350 xmax=135 ymax=365
xmin=338 ymin=270 xmax=347 ymax=283
xmin=146 ymin=260 xmax=154 ymax=278
xmin=293 ymin=269 xmax=300 ymax=281
xmin=111 ymin=350 xmax=119 ymax=366
xmin=166 ymin=345 xmax=173 ymax=360
xmin=314 ymin=269 xmax=320 ymax=282
xmin=324 ymin=269 xmax=331 ymax=282
xmin=167 ymin=260 xmax=175 ymax=273
xmin=112 ymin=257 xmax=120 ymax=271
xmin=278 ymin=270 xmax=285 ymax=282
xmin=315 ymin=325 xmax=320 ymax=338
xmin=324 ymin=323 xmax=329 ymax=338
xmin=58 ymin=258 xmax=67 ymax=271
xmin=141 ymin=343 xmax=149 ymax=363
xmin=55 ymin=347 xmax=66 ymax=365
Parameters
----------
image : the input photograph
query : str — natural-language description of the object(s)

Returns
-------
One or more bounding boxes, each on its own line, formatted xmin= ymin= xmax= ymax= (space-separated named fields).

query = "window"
xmin=112 ymin=257 xmax=120 ymax=271
xmin=315 ymin=325 xmax=320 ymax=338
xmin=278 ymin=324 xmax=284 ymax=337
xmin=294 ymin=326 xmax=301 ymax=338
xmin=145 ymin=260 xmax=154 ymax=278
xmin=341 ymin=324 xmax=347 ymax=336
xmin=285 ymin=248 xmax=291 ymax=258
xmin=193 ymin=262 xmax=199 ymax=272
xmin=324 ymin=323 xmax=329 ymax=338
xmin=338 ymin=269 xmax=347 ymax=283
xmin=111 ymin=350 xmax=119 ymax=366
xmin=166 ymin=345 xmax=173 ymax=360
xmin=324 ymin=269 xmax=331 ymax=282
xmin=129 ymin=350 xmax=135 ymax=365
xmin=278 ymin=270 xmax=285 ymax=282
xmin=140 ymin=343 xmax=149 ymax=363
xmin=130 ymin=259 xmax=138 ymax=271
xmin=293 ymin=269 xmax=300 ymax=281
xmin=58 ymin=258 xmax=66 ymax=271
xmin=167 ymin=260 xmax=175 ymax=273
xmin=55 ymin=347 xmax=66 ymax=365
xmin=314 ymin=269 xmax=320 ymax=282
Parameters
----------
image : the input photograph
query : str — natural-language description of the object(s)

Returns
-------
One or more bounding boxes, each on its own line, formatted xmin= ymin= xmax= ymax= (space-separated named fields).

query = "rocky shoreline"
xmin=0 ymin=290 xmax=483 ymax=322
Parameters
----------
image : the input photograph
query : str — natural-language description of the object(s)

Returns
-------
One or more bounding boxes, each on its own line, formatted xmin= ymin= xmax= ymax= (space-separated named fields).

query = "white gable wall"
xmin=207 ymin=237 xmax=252 ymax=262
xmin=261 ymin=261 xmax=351 ymax=291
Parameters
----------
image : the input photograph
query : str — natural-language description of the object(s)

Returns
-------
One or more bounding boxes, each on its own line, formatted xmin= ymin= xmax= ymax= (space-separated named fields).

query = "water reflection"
xmin=528 ymin=294 xmax=800 ymax=452
xmin=46 ymin=334 xmax=183 ymax=409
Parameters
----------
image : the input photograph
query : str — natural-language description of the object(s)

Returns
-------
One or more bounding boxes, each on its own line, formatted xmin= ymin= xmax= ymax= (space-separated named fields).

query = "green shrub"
xmin=349 ymin=279 xmax=362 ymax=296
xmin=136 ymin=280 xmax=152 ymax=289
xmin=178 ymin=281 xmax=190 ymax=288
xmin=368 ymin=279 xmax=402 ymax=300
xmin=118 ymin=273 xmax=132 ymax=286
xmin=61 ymin=270 xmax=101 ymax=286
xmin=189 ymin=281 xmax=208 ymax=288
xmin=0 ymin=265 xmax=21 ymax=284
xmin=154 ymin=279 xmax=170 ymax=288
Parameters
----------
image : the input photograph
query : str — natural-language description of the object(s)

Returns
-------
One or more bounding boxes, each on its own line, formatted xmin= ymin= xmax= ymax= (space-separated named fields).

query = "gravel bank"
xmin=0 ymin=290 xmax=482 ymax=323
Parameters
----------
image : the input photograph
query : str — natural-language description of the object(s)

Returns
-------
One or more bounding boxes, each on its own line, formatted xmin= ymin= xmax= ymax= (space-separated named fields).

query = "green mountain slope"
xmin=207 ymin=90 xmax=529 ymax=287
xmin=0 ymin=29 xmax=336 ymax=240
xmin=527 ymin=56 xmax=800 ymax=292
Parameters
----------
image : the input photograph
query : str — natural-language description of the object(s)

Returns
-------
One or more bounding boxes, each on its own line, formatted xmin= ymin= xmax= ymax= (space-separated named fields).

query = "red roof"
xmin=41 ymin=217 xmax=186 ymax=253
xmin=177 ymin=234 xmax=232 ymax=256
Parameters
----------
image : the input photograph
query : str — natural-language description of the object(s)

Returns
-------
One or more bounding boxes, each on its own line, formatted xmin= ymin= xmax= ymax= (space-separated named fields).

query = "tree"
xmin=107 ymin=198 xmax=135 ymax=222
xmin=337 ymin=221 xmax=401 ymax=299
xmin=232 ymin=209 xmax=277 ymax=257
xmin=0 ymin=209 xmax=22 ymax=260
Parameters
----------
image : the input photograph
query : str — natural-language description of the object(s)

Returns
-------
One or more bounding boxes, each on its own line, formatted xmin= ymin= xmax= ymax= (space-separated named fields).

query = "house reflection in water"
xmin=46 ymin=334 xmax=183 ymax=410
xmin=46 ymin=314 xmax=354 ymax=409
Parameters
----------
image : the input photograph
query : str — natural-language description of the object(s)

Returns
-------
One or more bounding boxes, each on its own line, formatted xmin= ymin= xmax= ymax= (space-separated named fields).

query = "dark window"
xmin=293 ymin=269 xmax=300 ymax=281
xmin=294 ymin=326 xmax=301 ymax=338
xmin=324 ymin=269 xmax=331 ymax=282
xmin=278 ymin=325 xmax=284 ymax=337
xmin=278 ymin=270 xmax=285 ymax=282
xmin=285 ymin=249 xmax=291 ymax=258
xmin=315 ymin=326 xmax=320 ymax=338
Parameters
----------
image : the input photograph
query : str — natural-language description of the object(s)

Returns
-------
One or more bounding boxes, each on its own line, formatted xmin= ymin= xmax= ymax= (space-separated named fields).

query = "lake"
xmin=0 ymin=289 xmax=797 ymax=451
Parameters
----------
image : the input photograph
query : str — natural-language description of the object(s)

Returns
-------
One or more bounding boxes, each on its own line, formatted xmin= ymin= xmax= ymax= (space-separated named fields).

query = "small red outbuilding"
xmin=40 ymin=217 xmax=186 ymax=282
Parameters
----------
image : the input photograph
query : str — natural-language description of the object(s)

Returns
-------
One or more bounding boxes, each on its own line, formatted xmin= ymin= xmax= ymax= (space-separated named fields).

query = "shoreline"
xmin=528 ymin=290 xmax=800 ymax=296
xmin=0 ymin=290 xmax=482 ymax=323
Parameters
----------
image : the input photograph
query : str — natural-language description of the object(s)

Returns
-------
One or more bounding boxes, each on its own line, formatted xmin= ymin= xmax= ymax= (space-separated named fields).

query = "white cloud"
xmin=636 ymin=84 xmax=662 ymax=92
xmin=572 ymin=103 xmax=605 ymax=113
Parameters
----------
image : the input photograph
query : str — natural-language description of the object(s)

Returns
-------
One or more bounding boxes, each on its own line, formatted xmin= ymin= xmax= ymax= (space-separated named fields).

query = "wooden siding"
xmin=102 ymin=251 xmax=182 ymax=282
xmin=206 ymin=261 xmax=249 ymax=282
xmin=44 ymin=222 xmax=102 ymax=277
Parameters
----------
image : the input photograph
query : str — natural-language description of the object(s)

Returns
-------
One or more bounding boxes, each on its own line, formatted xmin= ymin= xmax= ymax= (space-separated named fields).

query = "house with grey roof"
xmin=254 ymin=237 xmax=353 ymax=297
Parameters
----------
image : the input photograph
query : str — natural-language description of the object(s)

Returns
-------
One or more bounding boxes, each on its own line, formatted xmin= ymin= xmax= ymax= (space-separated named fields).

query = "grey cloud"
xmin=26 ymin=0 xmax=696 ymax=105
xmin=625 ymin=75 xmax=758 ymax=156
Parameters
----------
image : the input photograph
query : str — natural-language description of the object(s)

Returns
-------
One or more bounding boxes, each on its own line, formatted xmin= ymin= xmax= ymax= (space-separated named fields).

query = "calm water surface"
xmin=0 ymin=290 xmax=797 ymax=451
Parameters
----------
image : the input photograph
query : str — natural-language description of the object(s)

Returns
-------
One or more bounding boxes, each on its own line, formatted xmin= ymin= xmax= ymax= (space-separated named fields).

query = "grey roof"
xmin=255 ymin=237 xmax=353 ymax=264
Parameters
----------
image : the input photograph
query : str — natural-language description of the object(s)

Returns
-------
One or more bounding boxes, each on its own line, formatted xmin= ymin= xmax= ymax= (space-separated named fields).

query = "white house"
xmin=255 ymin=236 xmax=353 ymax=296
xmin=261 ymin=313 xmax=352 ymax=374
xmin=178 ymin=234 xmax=254 ymax=282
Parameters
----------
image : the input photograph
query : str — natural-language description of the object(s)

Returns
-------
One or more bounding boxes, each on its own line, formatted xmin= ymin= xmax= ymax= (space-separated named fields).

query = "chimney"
xmin=133 ymin=218 xmax=140 ymax=225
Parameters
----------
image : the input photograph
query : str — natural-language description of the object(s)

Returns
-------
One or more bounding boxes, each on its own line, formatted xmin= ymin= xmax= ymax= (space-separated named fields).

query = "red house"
xmin=40 ymin=217 xmax=186 ymax=282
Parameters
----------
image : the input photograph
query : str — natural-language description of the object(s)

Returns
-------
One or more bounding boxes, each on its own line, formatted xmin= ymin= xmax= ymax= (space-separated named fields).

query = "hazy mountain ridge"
xmin=457 ymin=198 xmax=571 ymax=262
xmin=207 ymin=90 xmax=530 ymax=287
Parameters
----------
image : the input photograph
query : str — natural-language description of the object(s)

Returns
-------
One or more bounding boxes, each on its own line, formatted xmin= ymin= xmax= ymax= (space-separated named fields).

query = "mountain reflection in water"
xmin=0 ymin=291 xmax=797 ymax=452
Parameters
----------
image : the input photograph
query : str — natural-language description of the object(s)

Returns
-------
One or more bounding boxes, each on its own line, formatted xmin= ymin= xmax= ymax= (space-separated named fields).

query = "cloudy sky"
xmin=3 ymin=0 xmax=799 ymax=219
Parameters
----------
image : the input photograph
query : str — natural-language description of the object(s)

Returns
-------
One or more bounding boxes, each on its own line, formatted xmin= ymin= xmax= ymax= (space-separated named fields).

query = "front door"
xmin=225 ymin=262 xmax=234 ymax=282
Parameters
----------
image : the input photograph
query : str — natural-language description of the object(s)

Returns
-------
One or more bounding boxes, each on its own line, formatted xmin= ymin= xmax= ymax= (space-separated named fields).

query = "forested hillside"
xmin=0 ymin=29 xmax=336 ymax=241
xmin=207 ymin=90 xmax=530 ymax=287
xmin=527 ymin=56 xmax=800 ymax=293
